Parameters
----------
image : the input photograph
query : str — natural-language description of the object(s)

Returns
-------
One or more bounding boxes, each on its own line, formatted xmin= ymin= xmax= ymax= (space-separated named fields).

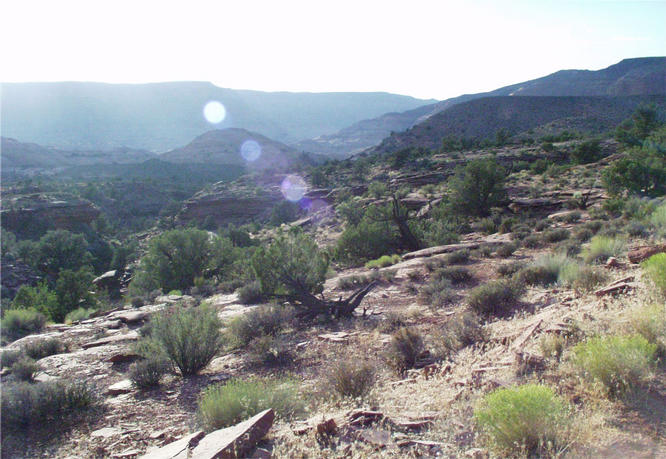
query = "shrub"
xmin=386 ymin=327 xmax=425 ymax=373
xmin=540 ymin=334 xmax=566 ymax=361
xmin=467 ymin=280 xmax=524 ymax=316
xmin=534 ymin=220 xmax=550 ymax=232
xmin=515 ymin=254 xmax=574 ymax=287
xmin=11 ymin=357 xmax=41 ymax=382
xmin=449 ymin=158 xmax=507 ymax=217
xmin=642 ymin=253 xmax=666 ymax=296
xmin=197 ymin=378 xmax=302 ymax=431
xmin=583 ymin=236 xmax=626 ymax=264
xmin=434 ymin=311 xmax=486 ymax=358
xmin=23 ymin=338 xmax=66 ymax=360
xmin=246 ymin=335 xmax=292 ymax=366
xmin=335 ymin=219 xmax=397 ymax=263
xmin=10 ymin=282 xmax=59 ymax=321
xmin=65 ymin=307 xmax=96 ymax=324
xmin=630 ymin=303 xmax=666 ymax=356
xmin=522 ymin=234 xmax=542 ymax=248
xmin=130 ymin=228 xmax=232 ymax=294
xmin=625 ymin=221 xmax=649 ymax=238
xmin=434 ymin=266 xmax=472 ymax=285
xmin=237 ymin=281 xmax=264 ymax=304
xmin=444 ymin=249 xmax=470 ymax=265
xmin=420 ymin=277 xmax=456 ymax=309
xmin=422 ymin=220 xmax=460 ymax=247
xmin=1 ymin=309 xmax=47 ymax=342
xmin=499 ymin=217 xmax=518 ymax=234
xmin=572 ymin=335 xmax=657 ymax=396
xmin=542 ymin=228 xmax=570 ymax=243
xmin=558 ymin=263 xmax=607 ymax=292
xmin=650 ymin=203 xmax=666 ymax=237
xmin=327 ymin=360 xmax=376 ymax=398
xmin=570 ymin=139 xmax=602 ymax=164
xmin=151 ymin=305 xmax=223 ymax=376
xmin=365 ymin=254 xmax=400 ymax=269
xmin=497 ymin=261 xmax=526 ymax=277
xmin=495 ymin=242 xmax=518 ymax=258
xmin=477 ymin=217 xmax=498 ymax=234
xmin=603 ymin=143 xmax=666 ymax=198
xmin=1 ymin=380 xmax=98 ymax=430
xmin=474 ymin=384 xmax=568 ymax=455
xmin=129 ymin=358 xmax=171 ymax=389
xmin=1 ymin=349 xmax=23 ymax=369
xmin=573 ymin=228 xmax=593 ymax=242
xmin=226 ymin=305 xmax=291 ymax=348
xmin=337 ymin=275 xmax=370 ymax=290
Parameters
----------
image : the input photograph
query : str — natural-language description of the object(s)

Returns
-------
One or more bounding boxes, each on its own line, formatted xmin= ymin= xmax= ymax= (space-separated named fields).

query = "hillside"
xmin=1 ymin=137 xmax=157 ymax=169
xmin=0 ymin=82 xmax=432 ymax=151
xmin=297 ymin=57 xmax=666 ymax=157
xmin=160 ymin=128 xmax=301 ymax=170
xmin=372 ymin=95 xmax=666 ymax=153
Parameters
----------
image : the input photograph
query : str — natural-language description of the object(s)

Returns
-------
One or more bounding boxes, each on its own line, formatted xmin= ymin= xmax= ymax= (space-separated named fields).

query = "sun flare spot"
xmin=203 ymin=101 xmax=226 ymax=124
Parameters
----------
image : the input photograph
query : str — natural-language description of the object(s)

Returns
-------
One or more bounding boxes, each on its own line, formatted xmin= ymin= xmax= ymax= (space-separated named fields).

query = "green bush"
xmin=130 ymin=228 xmax=232 ymax=294
xmin=246 ymin=335 xmax=292 ymax=366
xmin=495 ymin=242 xmax=518 ymax=258
xmin=542 ymin=228 xmax=570 ymax=243
xmin=467 ymin=280 xmax=524 ymax=316
xmin=23 ymin=338 xmax=66 ymax=360
xmin=583 ymin=236 xmax=625 ymax=264
xmin=448 ymin=158 xmax=507 ymax=217
xmin=602 ymin=143 xmax=666 ymax=198
xmin=53 ymin=268 xmax=96 ymax=322
xmin=365 ymin=254 xmax=400 ymax=269
xmin=335 ymin=218 xmax=398 ymax=263
xmin=570 ymin=139 xmax=602 ymax=164
xmin=573 ymin=228 xmax=593 ymax=242
xmin=630 ymin=303 xmax=666 ymax=355
xmin=367 ymin=181 xmax=388 ymax=199
xmin=197 ymin=378 xmax=302 ymax=431
xmin=226 ymin=305 xmax=291 ymax=348
xmin=1 ymin=309 xmax=47 ymax=342
xmin=497 ymin=261 xmax=526 ymax=278
xmin=444 ymin=249 xmax=470 ymax=265
xmin=557 ymin=263 xmax=607 ymax=292
xmin=650 ymin=203 xmax=666 ymax=238
xmin=522 ymin=234 xmax=542 ymax=248
xmin=386 ymin=328 xmax=425 ymax=373
xmin=433 ymin=266 xmax=472 ymax=285
xmin=21 ymin=230 xmax=92 ymax=278
xmin=237 ymin=281 xmax=264 ymax=305
xmin=474 ymin=384 xmax=568 ymax=455
xmin=1 ymin=380 xmax=98 ymax=430
xmin=420 ymin=277 xmax=456 ymax=309
xmin=150 ymin=305 xmax=223 ymax=376
xmin=11 ymin=357 xmax=41 ymax=382
xmin=129 ymin=358 xmax=171 ymax=389
xmin=642 ymin=253 xmax=666 ymax=296
xmin=1 ymin=349 xmax=23 ymax=369
xmin=65 ymin=307 xmax=96 ymax=324
xmin=327 ymin=360 xmax=376 ymax=398
xmin=572 ymin=335 xmax=657 ymax=396
xmin=10 ymin=282 xmax=59 ymax=321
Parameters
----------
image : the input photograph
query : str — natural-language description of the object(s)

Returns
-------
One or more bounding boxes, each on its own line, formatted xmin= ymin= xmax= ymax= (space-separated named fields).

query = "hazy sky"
xmin=2 ymin=0 xmax=664 ymax=100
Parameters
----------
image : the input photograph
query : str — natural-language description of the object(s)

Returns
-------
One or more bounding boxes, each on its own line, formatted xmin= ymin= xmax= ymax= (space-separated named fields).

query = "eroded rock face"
xmin=1 ymin=193 xmax=100 ymax=233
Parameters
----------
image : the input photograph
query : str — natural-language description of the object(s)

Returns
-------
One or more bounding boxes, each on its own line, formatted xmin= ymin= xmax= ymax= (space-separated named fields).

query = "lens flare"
xmin=203 ymin=101 xmax=226 ymax=124
xmin=240 ymin=140 xmax=262 ymax=162
xmin=280 ymin=174 xmax=308 ymax=202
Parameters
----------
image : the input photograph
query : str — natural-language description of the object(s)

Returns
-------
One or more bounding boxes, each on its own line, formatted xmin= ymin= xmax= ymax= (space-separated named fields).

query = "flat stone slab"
xmin=190 ymin=408 xmax=275 ymax=458
xmin=107 ymin=379 xmax=133 ymax=396
xmin=91 ymin=427 xmax=122 ymax=438
xmin=140 ymin=431 xmax=205 ymax=459
xmin=82 ymin=331 xmax=139 ymax=349
xmin=108 ymin=310 xmax=150 ymax=323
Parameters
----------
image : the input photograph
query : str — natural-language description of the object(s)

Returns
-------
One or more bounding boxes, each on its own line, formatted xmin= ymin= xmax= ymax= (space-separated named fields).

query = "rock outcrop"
xmin=1 ymin=193 xmax=100 ymax=234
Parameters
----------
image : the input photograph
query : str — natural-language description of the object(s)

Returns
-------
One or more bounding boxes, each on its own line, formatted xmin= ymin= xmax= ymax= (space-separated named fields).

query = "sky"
xmin=2 ymin=0 xmax=665 ymax=100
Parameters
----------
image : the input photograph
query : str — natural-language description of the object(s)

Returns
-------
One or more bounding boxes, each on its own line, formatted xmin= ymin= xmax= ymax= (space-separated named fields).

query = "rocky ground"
xmin=2 ymin=215 xmax=665 ymax=458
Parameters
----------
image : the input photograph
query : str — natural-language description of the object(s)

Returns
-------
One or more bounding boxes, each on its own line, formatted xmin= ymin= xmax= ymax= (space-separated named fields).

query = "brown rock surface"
xmin=628 ymin=244 xmax=666 ymax=263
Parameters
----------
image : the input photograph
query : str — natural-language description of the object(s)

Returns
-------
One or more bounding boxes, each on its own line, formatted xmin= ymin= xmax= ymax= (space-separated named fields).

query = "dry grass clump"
xmin=542 ymin=228 xmax=570 ymax=243
xmin=495 ymin=242 xmax=518 ymax=258
xmin=558 ymin=263 xmax=608 ymax=292
xmin=365 ymin=254 xmax=400 ymax=269
xmin=420 ymin=277 xmax=457 ymax=309
xmin=386 ymin=327 xmax=425 ymax=374
xmin=1 ymin=309 xmax=47 ymax=342
xmin=129 ymin=358 xmax=171 ymax=389
xmin=11 ymin=356 xmax=41 ymax=382
xmin=246 ymin=335 xmax=293 ymax=367
xmin=433 ymin=310 xmax=487 ymax=359
xmin=327 ymin=359 xmax=376 ymax=399
xmin=226 ymin=304 xmax=292 ymax=348
xmin=475 ymin=384 xmax=570 ymax=456
xmin=23 ymin=338 xmax=67 ymax=360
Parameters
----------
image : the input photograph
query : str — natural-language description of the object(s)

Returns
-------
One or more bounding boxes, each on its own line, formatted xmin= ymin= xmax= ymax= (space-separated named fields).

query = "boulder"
xmin=107 ymin=379 xmax=133 ymax=396
xmin=190 ymin=408 xmax=275 ymax=458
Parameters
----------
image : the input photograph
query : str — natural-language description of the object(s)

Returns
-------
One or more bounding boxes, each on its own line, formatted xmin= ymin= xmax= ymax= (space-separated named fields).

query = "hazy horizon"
xmin=3 ymin=0 xmax=665 ymax=100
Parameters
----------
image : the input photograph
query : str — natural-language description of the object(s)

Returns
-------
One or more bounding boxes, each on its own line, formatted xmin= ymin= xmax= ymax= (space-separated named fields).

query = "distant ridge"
xmin=0 ymin=82 xmax=432 ymax=151
xmin=296 ymin=57 xmax=666 ymax=157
